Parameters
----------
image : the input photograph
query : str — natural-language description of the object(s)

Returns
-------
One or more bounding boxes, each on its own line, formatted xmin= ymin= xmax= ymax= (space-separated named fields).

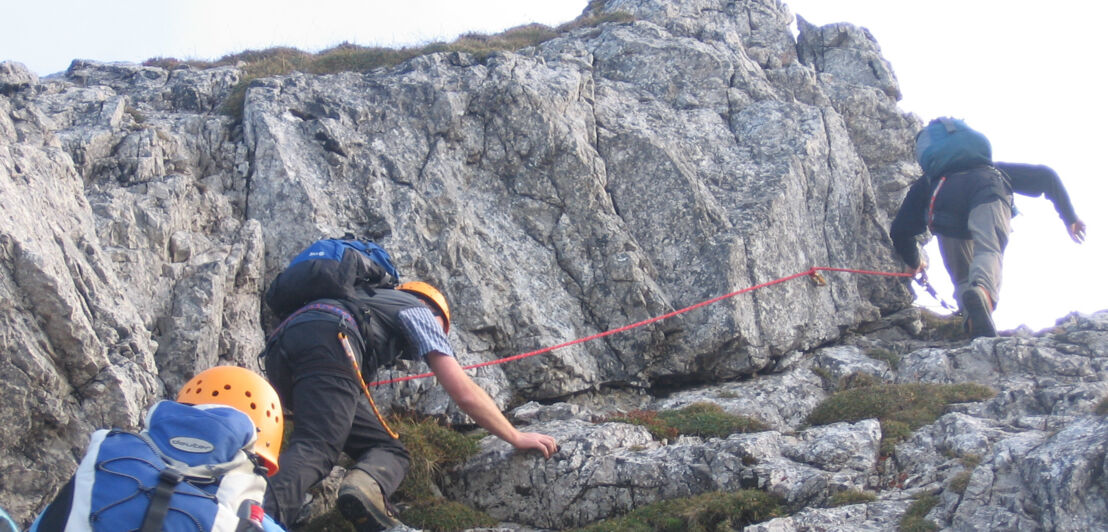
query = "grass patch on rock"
xmin=607 ymin=402 xmax=768 ymax=441
xmin=574 ymin=489 xmax=784 ymax=532
xmin=948 ymin=470 xmax=972 ymax=495
xmin=899 ymin=493 xmax=939 ymax=531
xmin=392 ymin=414 xmax=482 ymax=502
xmin=919 ymin=310 xmax=969 ymax=341
xmin=806 ymin=383 xmax=994 ymax=454
xmin=296 ymin=413 xmax=487 ymax=531
xmin=399 ymin=498 xmax=498 ymax=532
xmin=827 ymin=488 xmax=877 ymax=507
xmin=143 ymin=8 xmax=633 ymax=121
xmin=865 ymin=347 xmax=900 ymax=369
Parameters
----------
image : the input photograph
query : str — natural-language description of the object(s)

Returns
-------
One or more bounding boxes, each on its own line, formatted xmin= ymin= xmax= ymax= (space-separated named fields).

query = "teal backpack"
xmin=914 ymin=117 xmax=992 ymax=180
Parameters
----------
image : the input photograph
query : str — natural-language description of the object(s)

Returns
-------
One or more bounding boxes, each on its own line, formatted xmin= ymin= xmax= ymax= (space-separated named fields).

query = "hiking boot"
xmin=961 ymin=286 xmax=996 ymax=338
xmin=337 ymin=469 xmax=400 ymax=532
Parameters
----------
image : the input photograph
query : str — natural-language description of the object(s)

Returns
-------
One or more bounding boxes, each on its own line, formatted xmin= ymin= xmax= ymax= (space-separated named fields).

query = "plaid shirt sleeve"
xmin=397 ymin=306 xmax=454 ymax=359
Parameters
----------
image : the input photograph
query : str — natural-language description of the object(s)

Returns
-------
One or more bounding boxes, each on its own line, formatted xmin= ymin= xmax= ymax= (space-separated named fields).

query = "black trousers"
xmin=262 ymin=314 xmax=410 ymax=525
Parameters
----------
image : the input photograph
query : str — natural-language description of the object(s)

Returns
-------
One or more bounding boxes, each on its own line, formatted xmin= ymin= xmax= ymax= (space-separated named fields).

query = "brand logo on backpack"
xmin=170 ymin=436 xmax=216 ymax=453
xmin=36 ymin=401 xmax=269 ymax=531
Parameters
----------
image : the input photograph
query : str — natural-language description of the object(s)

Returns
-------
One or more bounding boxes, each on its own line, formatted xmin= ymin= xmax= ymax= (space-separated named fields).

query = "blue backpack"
xmin=265 ymin=237 xmax=400 ymax=319
xmin=30 ymin=401 xmax=275 ymax=531
xmin=914 ymin=117 xmax=992 ymax=180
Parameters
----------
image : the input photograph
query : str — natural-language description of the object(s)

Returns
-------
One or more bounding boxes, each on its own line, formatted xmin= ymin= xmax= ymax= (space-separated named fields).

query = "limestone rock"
xmin=2 ymin=0 xmax=1106 ymax=529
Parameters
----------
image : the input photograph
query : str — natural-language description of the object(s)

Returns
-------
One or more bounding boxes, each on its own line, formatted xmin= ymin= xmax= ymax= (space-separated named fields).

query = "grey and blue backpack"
xmin=30 ymin=401 xmax=273 ymax=531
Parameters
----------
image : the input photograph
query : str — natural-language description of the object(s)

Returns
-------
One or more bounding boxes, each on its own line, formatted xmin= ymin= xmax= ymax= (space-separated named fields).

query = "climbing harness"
xmin=266 ymin=302 xmax=399 ymax=438
xmin=370 ymin=266 xmax=919 ymax=387
xmin=268 ymin=302 xmax=358 ymax=341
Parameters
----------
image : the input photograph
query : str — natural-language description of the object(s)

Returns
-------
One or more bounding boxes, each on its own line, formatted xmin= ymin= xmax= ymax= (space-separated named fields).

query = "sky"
xmin=2 ymin=0 xmax=1103 ymax=332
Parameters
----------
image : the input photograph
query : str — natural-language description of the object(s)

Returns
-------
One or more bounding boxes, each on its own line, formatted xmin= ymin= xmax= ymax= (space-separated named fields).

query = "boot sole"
xmin=963 ymin=288 xmax=996 ymax=338
xmin=337 ymin=489 xmax=398 ymax=532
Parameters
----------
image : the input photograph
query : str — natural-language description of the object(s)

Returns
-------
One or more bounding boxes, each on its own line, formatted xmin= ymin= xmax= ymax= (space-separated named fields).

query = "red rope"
xmin=370 ymin=266 xmax=912 ymax=386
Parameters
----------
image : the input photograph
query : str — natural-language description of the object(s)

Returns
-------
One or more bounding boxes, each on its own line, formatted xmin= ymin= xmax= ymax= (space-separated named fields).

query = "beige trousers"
xmin=937 ymin=198 xmax=1012 ymax=309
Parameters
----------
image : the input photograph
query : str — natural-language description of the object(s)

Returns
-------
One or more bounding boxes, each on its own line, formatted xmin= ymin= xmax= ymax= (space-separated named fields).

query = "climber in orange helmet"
xmin=261 ymin=279 xmax=558 ymax=531
xmin=30 ymin=366 xmax=288 ymax=532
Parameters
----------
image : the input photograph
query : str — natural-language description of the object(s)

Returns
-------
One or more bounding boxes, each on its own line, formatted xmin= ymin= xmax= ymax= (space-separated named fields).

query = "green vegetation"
xmin=574 ymin=489 xmax=784 ymax=532
xmin=839 ymin=371 xmax=882 ymax=390
xmin=392 ymin=414 xmax=482 ymax=501
xmin=659 ymin=402 xmax=769 ymax=438
xmin=142 ymin=9 xmax=633 ymax=120
xmin=865 ymin=347 xmax=900 ymax=369
xmin=827 ymin=489 xmax=877 ymax=507
xmin=806 ymin=383 xmax=995 ymax=455
xmin=938 ymin=452 xmax=981 ymax=497
xmin=957 ymin=453 xmax=982 ymax=468
xmin=400 ymin=498 xmax=499 ymax=532
xmin=899 ymin=493 xmax=940 ymax=532
xmin=919 ymin=310 xmax=970 ymax=341
xmin=608 ymin=409 xmax=679 ymax=440
xmin=811 ymin=366 xmax=835 ymax=388
xmin=948 ymin=470 xmax=972 ymax=495
xmin=297 ymin=413 xmax=489 ymax=531
xmin=390 ymin=415 xmax=499 ymax=531
xmin=607 ymin=402 xmax=769 ymax=441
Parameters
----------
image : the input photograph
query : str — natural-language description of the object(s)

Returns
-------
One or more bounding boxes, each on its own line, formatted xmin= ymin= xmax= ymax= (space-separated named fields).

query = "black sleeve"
xmin=995 ymin=162 xmax=1079 ymax=225
xmin=889 ymin=178 xmax=930 ymax=267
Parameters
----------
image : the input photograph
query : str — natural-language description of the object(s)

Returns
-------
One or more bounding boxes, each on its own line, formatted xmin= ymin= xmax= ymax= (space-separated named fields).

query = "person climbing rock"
xmin=262 ymin=278 xmax=558 ymax=531
xmin=890 ymin=117 xmax=1085 ymax=338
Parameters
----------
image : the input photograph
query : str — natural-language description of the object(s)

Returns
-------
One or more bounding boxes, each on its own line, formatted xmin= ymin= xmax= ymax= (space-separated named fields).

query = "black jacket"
xmin=276 ymin=289 xmax=428 ymax=378
xmin=345 ymin=288 xmax=429 ymax=374
xmin=890 ymin=162 xmax=1079 ymax=267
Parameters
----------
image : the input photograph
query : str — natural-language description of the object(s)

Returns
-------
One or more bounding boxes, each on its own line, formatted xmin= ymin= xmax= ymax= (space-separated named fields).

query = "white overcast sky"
xmin=2 ymin=0 xmax=1103 ymax=332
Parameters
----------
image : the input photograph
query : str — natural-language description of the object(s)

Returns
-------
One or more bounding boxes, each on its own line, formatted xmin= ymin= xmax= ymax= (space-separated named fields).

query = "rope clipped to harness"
xmin=338 ymin=332 xmax=400 ymax=439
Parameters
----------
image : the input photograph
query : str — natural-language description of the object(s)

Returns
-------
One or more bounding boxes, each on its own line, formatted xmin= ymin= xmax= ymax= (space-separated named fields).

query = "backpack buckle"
xmin=158 ymin=468 xmax=185 ymax=485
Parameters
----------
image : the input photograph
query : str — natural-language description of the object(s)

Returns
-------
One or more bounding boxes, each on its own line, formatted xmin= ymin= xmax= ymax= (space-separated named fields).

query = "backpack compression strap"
xmin=140 ymin=468 xmax=185 ymax=532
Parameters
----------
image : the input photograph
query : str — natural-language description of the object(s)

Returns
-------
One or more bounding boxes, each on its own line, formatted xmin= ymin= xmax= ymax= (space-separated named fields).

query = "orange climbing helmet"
xmin=398 ymin=281 xmax=451 ymax=333
xmin=177 ymin=366 xmax=283 ymax=476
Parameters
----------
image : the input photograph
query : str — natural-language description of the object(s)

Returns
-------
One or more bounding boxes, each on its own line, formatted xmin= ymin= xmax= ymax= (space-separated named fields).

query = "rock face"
xmin=442 ymin=310 xmax=1108 ymax=531
xmin=1 ymin=0 xmax=1104 ymax=530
